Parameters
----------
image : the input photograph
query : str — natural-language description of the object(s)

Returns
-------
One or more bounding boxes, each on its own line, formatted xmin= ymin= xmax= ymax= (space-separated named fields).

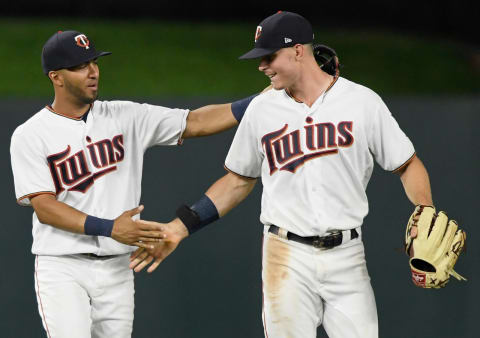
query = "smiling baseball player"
xmin=10 ymin=30 xmax=257 ymax=338
xmin=126 ymin=11 xmax=456 ymax=338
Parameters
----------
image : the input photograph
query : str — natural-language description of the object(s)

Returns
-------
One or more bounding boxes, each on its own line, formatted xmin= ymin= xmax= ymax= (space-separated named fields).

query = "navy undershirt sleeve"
xmin=231 ymin=94 xmax=259 ymax=122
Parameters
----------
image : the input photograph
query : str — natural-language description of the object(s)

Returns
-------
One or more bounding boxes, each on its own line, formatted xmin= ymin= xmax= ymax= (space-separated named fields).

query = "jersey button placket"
xmin=82 ymin=117 xmax=95 ymax=188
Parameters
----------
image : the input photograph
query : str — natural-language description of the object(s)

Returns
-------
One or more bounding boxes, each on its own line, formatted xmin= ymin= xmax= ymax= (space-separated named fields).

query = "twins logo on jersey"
xmin=47 ymin=135 xmax=124 ymax=194
xmin=261 ymin=117 xmax=353 ymax=174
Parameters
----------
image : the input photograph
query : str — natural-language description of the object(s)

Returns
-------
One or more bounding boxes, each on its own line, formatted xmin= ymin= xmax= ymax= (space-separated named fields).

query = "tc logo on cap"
xmin=75 ymin=34 xmax=90 ymax=50
xmin=254 ymin=26 xmax=262 ymax=42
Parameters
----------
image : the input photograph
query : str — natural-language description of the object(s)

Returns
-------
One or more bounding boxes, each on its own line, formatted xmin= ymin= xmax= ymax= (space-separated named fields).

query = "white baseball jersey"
xmin=11 ymin=100 xmax=188 ymax=256
xmin=225 ymin=77 xmax=415 ymax=237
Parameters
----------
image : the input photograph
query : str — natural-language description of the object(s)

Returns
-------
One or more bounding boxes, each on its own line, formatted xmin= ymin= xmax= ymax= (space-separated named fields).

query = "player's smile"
xmin=266 ymin=72 xmax=277 ymax=82
xmin=259 ymin=48 xmax=297 ymax=90
xmin=261 ymin=67 xmax=283 ymax=88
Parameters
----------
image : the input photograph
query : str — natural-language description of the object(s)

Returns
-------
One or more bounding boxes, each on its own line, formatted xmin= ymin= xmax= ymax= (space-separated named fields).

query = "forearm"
xmin=130 ymin=173 xmax=257 ymax=272
xmin=205 ymin=172 xmax=257 ymax=217
xmin=31 ymin=195 xmax=160 ymax=247
xmin=31 ymin=194 xmax=87 ymax=234
xmin=183 ymin=104 xmax=237 ymax=138
xmin=183 ymin=93 xmax=260 ymax=138
xmin=399 ymin=155 xmax=433 ymax=206
xmin=176 ymin=172 xmax=256 ymax=235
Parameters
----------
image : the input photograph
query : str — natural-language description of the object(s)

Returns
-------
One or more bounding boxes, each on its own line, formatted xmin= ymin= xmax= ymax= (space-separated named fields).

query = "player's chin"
xmin=271 ymin=81 xmax=285 ymax=90
xmin=86 ymin=87 xmax=98 ymax=99
xmin=81 ymin=93 xmax=97 ymax=104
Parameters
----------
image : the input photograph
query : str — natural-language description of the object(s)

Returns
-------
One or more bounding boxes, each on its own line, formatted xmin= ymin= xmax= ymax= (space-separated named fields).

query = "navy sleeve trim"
xmin=231 ymin=94 xmax=259 ymax=122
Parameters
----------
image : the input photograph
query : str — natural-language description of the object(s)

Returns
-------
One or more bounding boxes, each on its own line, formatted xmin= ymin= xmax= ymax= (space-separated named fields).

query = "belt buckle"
xmin=313 ymin=231 xmax=341 ymax=249
xmin=312 ymin=237 xmax=323 ymax=248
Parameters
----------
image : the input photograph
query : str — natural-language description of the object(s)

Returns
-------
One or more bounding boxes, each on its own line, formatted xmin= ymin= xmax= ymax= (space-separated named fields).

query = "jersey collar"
xmin=46 ymin=104 xmax=92 ymax=122
xmin=285 ymin=73 xmax=339 ymax=104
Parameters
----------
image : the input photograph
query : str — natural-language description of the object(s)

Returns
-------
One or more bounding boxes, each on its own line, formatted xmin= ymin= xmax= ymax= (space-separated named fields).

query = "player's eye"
xmin=262 ymin=53 xmax=277 ymax=64
xmin=67 ymin=60 xmax=98 ymax=71
xmin=67 ymin=62 xmax=89 ymax=71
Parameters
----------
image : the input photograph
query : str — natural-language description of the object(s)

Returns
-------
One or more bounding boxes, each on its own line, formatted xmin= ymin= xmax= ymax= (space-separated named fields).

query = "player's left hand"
xmin=129 ymin=218 xmax=188 ymax=273
xmin=405 ymin=205 xmax=467 ymax=288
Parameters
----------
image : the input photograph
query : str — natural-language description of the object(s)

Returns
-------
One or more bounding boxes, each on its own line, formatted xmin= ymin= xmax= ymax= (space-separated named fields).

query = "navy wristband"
xmin=176 ymin=205 xmax=201 ymax=235
xmin=191 ymin=194 xmax=220 ymax=226
xmin=231 ymin=94 xmax=258 ymax=122
xmin=176 ymin=195 xmax=219 ymax=235
xmin=84 ymin=215 xmax=114 ymax=237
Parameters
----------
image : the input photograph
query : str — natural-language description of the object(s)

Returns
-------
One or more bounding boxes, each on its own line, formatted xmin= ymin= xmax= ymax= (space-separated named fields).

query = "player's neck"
xmin=287 ymin=66 xmax=334 ymax=107
xmin=51 ymin=97 xmax=91 ymax=119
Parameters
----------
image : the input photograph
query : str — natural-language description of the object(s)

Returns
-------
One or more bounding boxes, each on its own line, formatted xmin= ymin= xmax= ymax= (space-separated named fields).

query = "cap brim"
xmin=239 ymin=47 xmax=281 ymax=60
xmin=97 ymin=51 xmax=112 ymax=58
xmin=57 ymin=51 xmax=112 ymax=71
xmin=88 ymin=51 xmax=112 ymax=61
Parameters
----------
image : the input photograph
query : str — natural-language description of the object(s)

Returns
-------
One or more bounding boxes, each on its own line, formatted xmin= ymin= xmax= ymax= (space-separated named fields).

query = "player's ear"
xmin=294 ymin=44 xmax=306 ymax=60
xmin=48 ymin=70 xmax=63 ymax=87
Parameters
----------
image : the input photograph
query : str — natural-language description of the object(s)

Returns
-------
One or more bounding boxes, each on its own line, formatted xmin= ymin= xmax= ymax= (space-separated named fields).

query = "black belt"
xmin=80 ymin=253 xmax=118 ymax=260
xmin=268 ymin=225 xmax=359 ymax=249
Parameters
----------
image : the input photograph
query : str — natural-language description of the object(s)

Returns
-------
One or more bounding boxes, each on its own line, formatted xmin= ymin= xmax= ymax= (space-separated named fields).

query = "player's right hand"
xmin=129 ymin=218 xmax=189 ymax=273
xmin=111 ymin=205 xmax=165 ymax=249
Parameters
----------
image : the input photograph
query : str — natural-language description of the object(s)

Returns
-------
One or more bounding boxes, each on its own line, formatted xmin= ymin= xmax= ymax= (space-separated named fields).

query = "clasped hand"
xmin=110 ymin=205 xmax=165 ymax=249
xmin=129 ymin=218 xmax=189 ymax=273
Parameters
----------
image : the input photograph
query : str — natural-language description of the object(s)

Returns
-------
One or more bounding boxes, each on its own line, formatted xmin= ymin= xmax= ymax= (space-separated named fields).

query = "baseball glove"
xmin=313 ymin=44 xmax=340 ymax=77
xmin=405 ymin=205 xmax=466 ymax=288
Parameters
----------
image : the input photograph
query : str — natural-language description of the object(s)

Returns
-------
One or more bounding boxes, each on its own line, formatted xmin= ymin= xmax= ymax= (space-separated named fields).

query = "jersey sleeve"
xmin=115 ymin=101 xmax=188 ymax=150
xmin=368 ymin=97 xmax=415 ymax=171
xmin=10 ymin=126 xmax=56 ymax=206
xmin=224 ymin=106 xmax=263 ymax=178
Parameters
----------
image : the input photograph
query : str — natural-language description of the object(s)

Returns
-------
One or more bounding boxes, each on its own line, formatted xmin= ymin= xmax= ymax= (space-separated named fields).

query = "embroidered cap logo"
xmin=254 ymin=26 xmax=262 ymax=42
xmin=75 ymin=34 xmax=90 ymax=50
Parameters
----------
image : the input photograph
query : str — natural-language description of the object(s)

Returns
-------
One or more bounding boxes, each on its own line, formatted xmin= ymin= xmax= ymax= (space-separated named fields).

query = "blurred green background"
xmin=1 ymin=18 xmax=479 ymax=99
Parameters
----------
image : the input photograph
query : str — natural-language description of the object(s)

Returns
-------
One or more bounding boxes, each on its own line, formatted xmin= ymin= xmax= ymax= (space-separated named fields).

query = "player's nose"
xmin=258 ymin=59 xmax=268 ymax=72
xmin=87 ymin=62 xmax=99 ymax=78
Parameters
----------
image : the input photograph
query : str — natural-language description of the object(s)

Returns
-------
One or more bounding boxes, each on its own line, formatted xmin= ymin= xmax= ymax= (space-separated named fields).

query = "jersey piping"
xmin=224 ymin=164 xmax=259 ymax=180
xmin=391 ymin=152 xmax=416 ymax=173
xmin=17 ymin=191 xmax=56 ymax=206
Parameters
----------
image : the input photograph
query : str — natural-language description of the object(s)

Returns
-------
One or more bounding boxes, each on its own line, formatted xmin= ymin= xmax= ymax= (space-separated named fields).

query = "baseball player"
xmin=130 ymin=11 xmax=437 ymax=338
xmin=10 ymin=30 xmax=255 ymax=338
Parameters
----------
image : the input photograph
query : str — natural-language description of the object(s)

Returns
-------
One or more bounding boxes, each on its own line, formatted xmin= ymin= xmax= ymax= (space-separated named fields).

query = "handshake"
xmin=130 ymin=218 xmax=189 ymax=273
xmin=110 ymin=205 xmax=190 ymax=273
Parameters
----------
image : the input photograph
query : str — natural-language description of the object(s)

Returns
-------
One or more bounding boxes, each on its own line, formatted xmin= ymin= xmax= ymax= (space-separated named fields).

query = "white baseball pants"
xmin=34 ymin=254 xmax=134 ymax=338
xmin=262 ymin=227 xmax=378 ymax=338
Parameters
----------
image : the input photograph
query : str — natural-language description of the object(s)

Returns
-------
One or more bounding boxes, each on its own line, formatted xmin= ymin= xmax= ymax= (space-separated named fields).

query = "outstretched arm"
xmin=31 ymin=194 xmax=163 ymax=249
xmin=205 ymin=171 xmax=257 ymax=216
xmin=182 ymin=94 xmax=259 ymax=138
xmin=130 ymin=172 xmax=257 ymax=273
xmin=182 ymin=104 xmax=238 ymax=138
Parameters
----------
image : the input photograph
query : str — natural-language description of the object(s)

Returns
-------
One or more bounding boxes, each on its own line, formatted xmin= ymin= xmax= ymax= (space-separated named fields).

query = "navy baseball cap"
xmin=41 ymin=30 xmax=111 ymax=75
xmin=239 ymin=11 xmax=314 ymax=59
